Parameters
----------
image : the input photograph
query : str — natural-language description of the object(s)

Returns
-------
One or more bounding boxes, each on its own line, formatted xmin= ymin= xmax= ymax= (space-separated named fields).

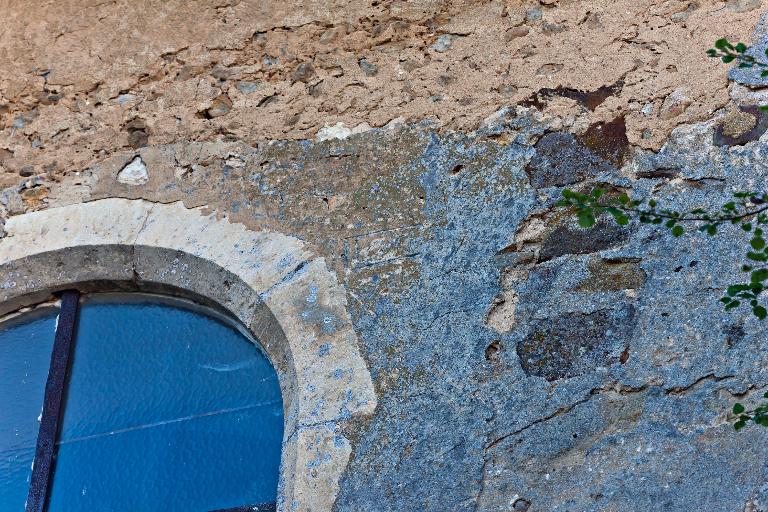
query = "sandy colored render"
xmin=0 ymin=0 xmax=763 ymax=188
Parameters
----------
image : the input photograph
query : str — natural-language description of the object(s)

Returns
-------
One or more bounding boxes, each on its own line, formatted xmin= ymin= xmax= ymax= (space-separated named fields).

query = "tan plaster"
xmin=0 ymin=1 xmax=761 ymax=188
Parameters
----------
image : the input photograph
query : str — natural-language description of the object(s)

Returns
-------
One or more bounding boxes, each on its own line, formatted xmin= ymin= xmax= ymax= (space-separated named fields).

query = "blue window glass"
xmin=0 ymin=308 xmax=58 ymax=511
xmin=1 ymin=294 xmax=283 ymax=512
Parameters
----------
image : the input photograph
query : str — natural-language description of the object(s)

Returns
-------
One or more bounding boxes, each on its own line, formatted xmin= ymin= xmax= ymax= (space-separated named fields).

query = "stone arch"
xmin=0 ymin=198 xmax=376 ymax=512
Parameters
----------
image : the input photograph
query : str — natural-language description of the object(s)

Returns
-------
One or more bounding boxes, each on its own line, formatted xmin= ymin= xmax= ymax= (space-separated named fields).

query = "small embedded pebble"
xmin=526 ymin=8 xmax=542 ymax=22
xmin=505 ymin=26 xmax=530 ymax=40
xmin=359 ymin=58 xmax=378 ymax=77
xmin=292 ymin=62 xmax=315 ymax=83
xmin=235 ymin=81 xmax=260 ymax=94
xmin=721 ymin=109 xmax=758 ymax=138
xmin=431 ymin=34 xmax=453 ymax=52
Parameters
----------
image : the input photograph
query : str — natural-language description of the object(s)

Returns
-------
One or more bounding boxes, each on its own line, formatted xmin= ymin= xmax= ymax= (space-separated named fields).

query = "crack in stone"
xmin=129 ymin=202 xmax=155 ymax=286
xmin=259 ymin=259 xmax=311 ymax=300
xmin=664 ymin=372 xmax=736 ymax=395
xmin=483 ymin=375 xmax=733 ymax=453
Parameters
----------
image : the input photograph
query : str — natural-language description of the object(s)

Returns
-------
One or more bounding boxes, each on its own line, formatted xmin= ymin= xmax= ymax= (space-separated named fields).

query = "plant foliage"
xmin=557 ymin=38 xmax=768 ymax=429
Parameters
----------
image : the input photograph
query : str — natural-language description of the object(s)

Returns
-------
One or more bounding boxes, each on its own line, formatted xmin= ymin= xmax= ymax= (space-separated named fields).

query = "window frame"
xmin=20 ymin=290 xmax=277 ymax=512
xmin=0 ymin=198 xmax=377 ymax=512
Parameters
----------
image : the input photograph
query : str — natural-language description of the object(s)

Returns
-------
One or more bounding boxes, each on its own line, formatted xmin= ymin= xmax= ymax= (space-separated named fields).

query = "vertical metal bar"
xmin=26 ymin=290 xmax=80 ymax=512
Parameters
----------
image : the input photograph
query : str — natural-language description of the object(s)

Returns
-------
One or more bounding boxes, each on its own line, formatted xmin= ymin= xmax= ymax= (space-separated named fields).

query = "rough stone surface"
xmin=3 ymin=5 xmax=768 ymax=512
xmin=517 ymin=305 xmax=636 ymax=381
xmin=0 ymin=103 xmax=761 ymax=511
xmin=539 ymin=219 xmax=630 ymax=262
xmin=731 ymin=10 xmax=768 ymax=86
xmin=526 ymin=132 xmax=614 ymax=188
xmin=714 ymin=105 xmax=768 ymax=146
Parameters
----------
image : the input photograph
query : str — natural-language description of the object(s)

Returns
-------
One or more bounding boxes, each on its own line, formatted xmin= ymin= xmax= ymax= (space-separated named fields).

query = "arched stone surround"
xmin=0 ymin=198 xmax=377 ymax=512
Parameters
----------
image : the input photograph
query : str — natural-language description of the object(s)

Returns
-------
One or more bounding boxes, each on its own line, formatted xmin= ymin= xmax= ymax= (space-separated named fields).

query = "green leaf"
xmin=748 ymin=252 xmax=768 ymax=262
xmin=672 ymin=225 xmax=684 ymax=237
xmin=728 ymin=284 xmax=749 ymax=296
xmin=725 ymin=300 xmax=742 ymax=310
xmin=752 ymin=269 xmax=768 ymax=282
xmin=735 ymin=420 xmax=747 ymax=431
xmin=608 ymin=209 xmax=630 ymax=226
xmin=577 ymin=211 xmax=595 ymax=228
xmin=763 ymin=392 xmax=768 ymax=398
xmin=618 ymin=193 xmax=630 ymax=204
xmin=648 ymin=199 xmax=657 ymax=208
xmin=734 ymin=403 xmax=746 ymax=414
xmin=736 ymin=42 xmax=748 ymax=53
xmin=743 ymin=223 xmax=753 ymax=232
xmin=755 ymin=305 xmax=767 ymax=320
xmin=715 ymin=38 xmax=730 ymax=50
xmin=722 ymin=55 xmax=736 ymax=64
xmin=706 ymin=224 xmax=718 ymax=236
xmin=752 ymin=238 xmax=766 ymax=250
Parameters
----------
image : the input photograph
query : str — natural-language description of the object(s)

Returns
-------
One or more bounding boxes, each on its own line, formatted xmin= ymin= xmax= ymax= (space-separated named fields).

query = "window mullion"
xmin=26 ymin=290 xmax=80 ymax=512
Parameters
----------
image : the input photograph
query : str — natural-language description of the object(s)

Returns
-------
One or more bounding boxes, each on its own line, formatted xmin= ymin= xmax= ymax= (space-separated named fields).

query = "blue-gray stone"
xmin=729 ymin=11 xmax=768 ymax=86
xmin=431 ymin=35 xmax=453 ymax=53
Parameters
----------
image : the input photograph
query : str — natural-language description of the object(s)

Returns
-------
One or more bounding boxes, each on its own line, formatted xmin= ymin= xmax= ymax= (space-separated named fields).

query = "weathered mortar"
xmin=0 ymin=100 xmax=766 ymax=510
xmin=0 ymin=0 xmax=763 ymax=188
xmin=3 ymin=3 xmax=768 ymax=511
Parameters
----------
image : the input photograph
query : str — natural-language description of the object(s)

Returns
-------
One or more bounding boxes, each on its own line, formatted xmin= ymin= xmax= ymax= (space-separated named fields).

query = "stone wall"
xmin=3 ymin=1 xmax=768 ymax=511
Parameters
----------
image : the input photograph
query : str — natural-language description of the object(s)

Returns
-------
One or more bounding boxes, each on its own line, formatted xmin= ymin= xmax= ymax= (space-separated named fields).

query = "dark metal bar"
xmin=26 ymin=290 xmax=80 ymax=512
xmin=210 ymin=503 xmax=277 ymax=512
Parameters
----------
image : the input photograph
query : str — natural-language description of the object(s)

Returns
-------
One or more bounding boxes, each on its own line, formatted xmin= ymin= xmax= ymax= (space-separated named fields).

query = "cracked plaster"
xmin=0 ymin=0 xmax=763 ymax=188
xmin=2 ymin=3 xmax=768 ymax=512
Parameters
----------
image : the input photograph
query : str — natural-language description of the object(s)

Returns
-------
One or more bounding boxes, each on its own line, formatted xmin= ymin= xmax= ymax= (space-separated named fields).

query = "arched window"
xmin=1 ymin=292 xmax=283 ymax=512
xmin=0 ymin=198 xmax=378 ymax=511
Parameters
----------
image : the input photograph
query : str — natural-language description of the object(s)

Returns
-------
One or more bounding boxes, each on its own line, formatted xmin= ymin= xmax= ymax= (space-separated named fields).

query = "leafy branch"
xmin=732 ymin=397 xmax=768 ymax=430
xmin=557 ymin=188 xmax=768 ymax=319
xmin=708 ymin=38 xmax=768 ymax=111
xmin=556 ymin=37 xmax=768 ymax=429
